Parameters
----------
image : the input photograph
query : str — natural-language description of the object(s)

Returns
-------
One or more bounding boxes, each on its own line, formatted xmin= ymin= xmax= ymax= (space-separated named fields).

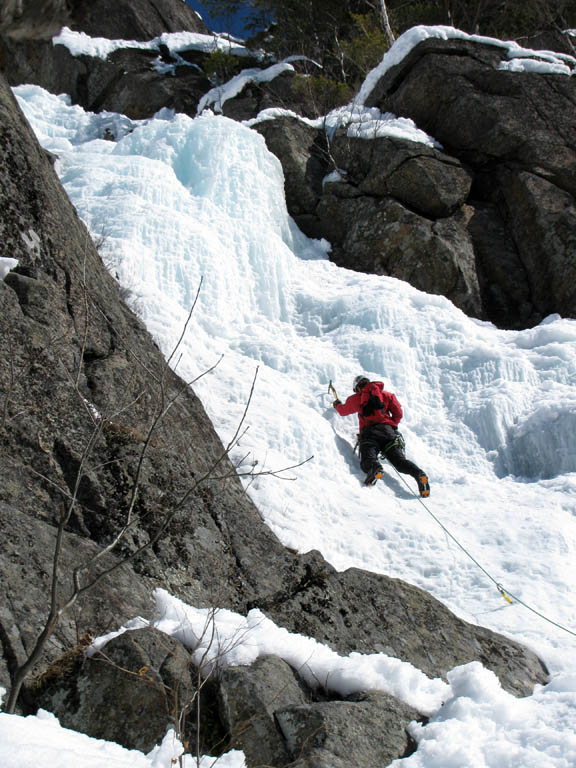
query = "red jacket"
xmin=335 ymin=381 xmax=403 ymax=432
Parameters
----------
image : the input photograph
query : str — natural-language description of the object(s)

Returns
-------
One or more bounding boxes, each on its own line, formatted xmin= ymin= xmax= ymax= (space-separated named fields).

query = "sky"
xmin=2 ymin=24 xmax=576 ymax=768
xmin=185 ymin=0 xmax=255 ymax=38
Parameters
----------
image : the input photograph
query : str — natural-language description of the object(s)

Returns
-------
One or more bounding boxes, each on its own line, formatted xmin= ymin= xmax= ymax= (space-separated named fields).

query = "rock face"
xmin=0 ymin=0 xmax=212 ymax=120
xmin=262 ymin=566 xmax=547 ymax=699
xmin=0 ymin=4 xmax=555 ymax=766
xmin=0 ymin=65 xmax=323 ymax=685
xmin=2 ymin=6 xmax=575 ymax=328
xmin=67 ymin=0 xmax=210 ymax=41
xmin=0 ymin=0 xmax=70 ymax=40
xmin=0 ymin=39 xmax=213 ymax=120
xmin=316 ymin=135 xmax=481 ymax=316
xmin=363 ymin=37 xmax=576 ymax=327
xmin=253 ymin=39 xmax=576 ymax=328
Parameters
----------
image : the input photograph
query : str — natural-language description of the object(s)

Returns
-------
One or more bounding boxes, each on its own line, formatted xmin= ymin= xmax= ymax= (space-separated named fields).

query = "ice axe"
xmin=328 ymin=380 xmax=358 ymax=453
xmin=328 ymin=379 xmax=339 ymax=402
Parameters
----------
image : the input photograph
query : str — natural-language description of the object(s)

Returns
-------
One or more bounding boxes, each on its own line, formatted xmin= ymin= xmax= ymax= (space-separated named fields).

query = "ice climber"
xmin=333 ymin=375 xmax=430 ymax=496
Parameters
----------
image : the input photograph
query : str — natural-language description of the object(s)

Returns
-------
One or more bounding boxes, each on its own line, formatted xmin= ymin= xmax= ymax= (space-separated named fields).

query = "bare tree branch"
xmin=5 ymin=282 xmax=311 ymax=714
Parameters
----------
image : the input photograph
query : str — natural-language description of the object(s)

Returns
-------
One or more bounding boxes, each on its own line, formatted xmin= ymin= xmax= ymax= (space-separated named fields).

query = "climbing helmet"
xmin=353 ymin=375 xmax=370 ymax=393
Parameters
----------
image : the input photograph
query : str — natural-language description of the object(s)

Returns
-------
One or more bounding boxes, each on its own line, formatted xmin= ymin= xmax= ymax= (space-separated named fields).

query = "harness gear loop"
xmin=359 ymin=434 xmax=405 ymax=458
xmin=381 ymin=435 xmax=405 ymax=456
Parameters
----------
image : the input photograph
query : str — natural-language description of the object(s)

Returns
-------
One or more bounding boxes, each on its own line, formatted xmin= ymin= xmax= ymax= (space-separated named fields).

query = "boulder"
xmin=330 ymin=133 xmax=473 ymax=219
xmin=219 ymin=655 xmax=310 ymax=766
xmin=30 ymin=627 xmax=230 ymax=755
xmin=316 ymin=193 xmax=482 ymax=317
xmin=276 ymin=691 xmax=421 ymax=767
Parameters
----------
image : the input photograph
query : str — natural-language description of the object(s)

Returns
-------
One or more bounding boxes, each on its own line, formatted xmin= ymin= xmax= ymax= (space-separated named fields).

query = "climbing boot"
xmin=365 ymin=467 xmax=383 ymax=486
xmin=417 ymin=473 xmax=430 ymax=498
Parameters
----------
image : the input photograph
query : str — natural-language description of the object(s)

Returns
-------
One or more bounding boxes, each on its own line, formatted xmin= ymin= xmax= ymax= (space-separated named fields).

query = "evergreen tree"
xmin=203 ymin=0 xmax=576 ymax=56
xmin=386 ymin=0 xmax=576 ymax=38
xmin=203 ymin=0 xmax=393 ymax=81
xmin=200 ymin=0 xmax=576 ymax=108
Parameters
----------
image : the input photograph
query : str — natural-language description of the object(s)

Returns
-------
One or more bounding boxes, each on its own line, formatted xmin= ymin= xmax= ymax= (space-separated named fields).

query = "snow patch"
xmin=53 ymin=26 xmax=255 ymax=60
xmin=0 ymin=258 xmax=18 ymax=279
xmin=197 ymin=62 xmax=295 ymax=114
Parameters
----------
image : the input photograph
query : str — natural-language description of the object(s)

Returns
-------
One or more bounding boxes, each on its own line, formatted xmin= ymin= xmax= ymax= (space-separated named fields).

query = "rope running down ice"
xmin=390 ymin=464 xmax=576 ymax=639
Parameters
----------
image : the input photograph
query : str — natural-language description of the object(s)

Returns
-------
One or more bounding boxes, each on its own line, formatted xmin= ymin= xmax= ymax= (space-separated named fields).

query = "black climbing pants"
xmin=359 ymin=424 xmax=423 ymax=480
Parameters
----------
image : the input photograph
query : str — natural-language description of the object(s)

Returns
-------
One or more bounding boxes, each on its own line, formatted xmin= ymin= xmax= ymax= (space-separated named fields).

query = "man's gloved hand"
xmin=333 ymin=399 xmax=341 ymax=407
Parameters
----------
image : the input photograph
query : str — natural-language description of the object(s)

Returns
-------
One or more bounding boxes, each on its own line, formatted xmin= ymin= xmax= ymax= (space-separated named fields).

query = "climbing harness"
xmin=382 ymin=434 xmax=405 ymax=455
xmin=358 ymin=434 xmax=405 ymax=461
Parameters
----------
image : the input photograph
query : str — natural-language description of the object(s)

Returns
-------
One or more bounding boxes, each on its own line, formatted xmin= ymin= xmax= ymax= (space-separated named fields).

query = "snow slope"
xmin=4 ymin=25 xmax=576 ymax=768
